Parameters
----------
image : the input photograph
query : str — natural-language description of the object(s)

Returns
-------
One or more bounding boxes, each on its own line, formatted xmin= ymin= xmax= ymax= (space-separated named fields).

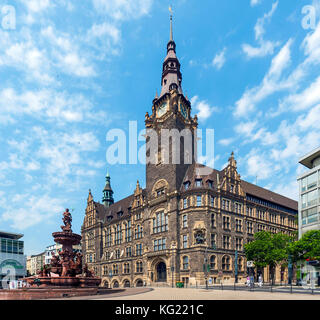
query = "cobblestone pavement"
xmin=93 ymin=287 xmax=320 ymax=300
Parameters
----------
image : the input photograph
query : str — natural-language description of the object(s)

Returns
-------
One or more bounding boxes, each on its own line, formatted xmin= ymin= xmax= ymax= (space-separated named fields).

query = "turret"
xmin=102 ymin=170 xmax=114 ymax=207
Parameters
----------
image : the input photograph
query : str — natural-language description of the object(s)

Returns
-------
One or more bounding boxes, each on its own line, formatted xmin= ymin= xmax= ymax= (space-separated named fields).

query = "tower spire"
xmin=170 ymin=12 xmax=173 ymax=41
xmin=102 ymin=169 xmax=114 ymax=207
xmin=159 ymin=5 xmax=182 ymax=98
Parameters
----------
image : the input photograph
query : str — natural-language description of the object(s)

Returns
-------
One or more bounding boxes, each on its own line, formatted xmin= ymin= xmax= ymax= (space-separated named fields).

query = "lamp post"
xmin=203 ymin=247 xmax=208 ymax=289
xmin=171 ymin=266 xmax=174 ymax=288
xmin=235 ymin=250 xmax=238 ymax=284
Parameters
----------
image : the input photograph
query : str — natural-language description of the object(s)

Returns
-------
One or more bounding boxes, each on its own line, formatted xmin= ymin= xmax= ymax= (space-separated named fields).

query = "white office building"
xmin=298 ymin=147 xmax=320 ymax=238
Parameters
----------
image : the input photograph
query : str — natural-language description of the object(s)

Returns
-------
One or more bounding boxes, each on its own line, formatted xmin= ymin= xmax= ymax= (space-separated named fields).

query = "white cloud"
xmin=1 ymin=194 xmax=65 ymax=230
xmin=92 ymin=0 xmax=153 ymax=20
xmin=218 ymin=138 xmax=234 ymax=146
xmin=245 ymin=150 xmax=274 ymax=180
xmin=191 ymin=96 xmax=218 ymax=121
xmin=296 ymin=104 xmax=320 ymax=130
xmin=235 ymin=39 xmax=293 ymax=117
xmin=89 ymin=23 xmax=121 ymax=44
xmin=243 ymin=1 xmax=280 ymax=59
xmin=242 ymin=40 xmax=280 ymax=58
xmin=250 ymin=0 xmax=262 ymax=6
xmin=212 ymin=48 xmax=227 ymax=70
xmin=21 ymin=0 xmax=51 ymax=13
xmin=0 ymin=87 xmax=106 ymax=125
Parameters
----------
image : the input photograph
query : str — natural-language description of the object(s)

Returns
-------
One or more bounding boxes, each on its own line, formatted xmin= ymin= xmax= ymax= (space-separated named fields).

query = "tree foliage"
xmin=244 ymin=231 xmax=293 ymax=269
xmin=288 ymin=230 xmax=320 ymax=262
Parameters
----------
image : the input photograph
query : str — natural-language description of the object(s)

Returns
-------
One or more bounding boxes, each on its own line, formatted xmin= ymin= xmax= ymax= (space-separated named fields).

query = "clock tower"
xmin=145 ymin=15 xmax=198 ymax=194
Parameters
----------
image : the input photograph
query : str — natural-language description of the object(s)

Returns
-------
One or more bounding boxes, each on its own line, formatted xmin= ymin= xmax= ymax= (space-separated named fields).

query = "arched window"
xmin=222 ymin=256 xmax=231 ymax=270
xmin=210 ymin=255 xmax=216 ymax=270
xmin=182 ymin=256 xmax=189 ymax=270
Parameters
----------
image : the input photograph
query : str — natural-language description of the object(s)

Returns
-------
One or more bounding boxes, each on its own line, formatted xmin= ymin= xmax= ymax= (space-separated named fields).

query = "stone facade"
xmin=81 ymin=24 xmax=298 ymax=288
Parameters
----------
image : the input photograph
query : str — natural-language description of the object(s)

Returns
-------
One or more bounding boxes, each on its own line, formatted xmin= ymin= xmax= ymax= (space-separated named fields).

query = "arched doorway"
xmin=113 ymin=281 xmax=119 ymax=288
xmin=136 ymin=279 xmax=143 ymax=287
xmin=124 ymin=280 xmax=130 ymax=288
xmin=156 ymin=262 xmax=167 ymax=282
xmin=103 ymin=281 xmax=109 ymax=288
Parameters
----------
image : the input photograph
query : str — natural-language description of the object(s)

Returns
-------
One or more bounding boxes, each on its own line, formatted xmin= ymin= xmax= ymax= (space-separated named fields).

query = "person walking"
xmin=246 ymin=276 xmax=250 ymax=287
xmin=258 ymin=275 xmax=263 ymax=287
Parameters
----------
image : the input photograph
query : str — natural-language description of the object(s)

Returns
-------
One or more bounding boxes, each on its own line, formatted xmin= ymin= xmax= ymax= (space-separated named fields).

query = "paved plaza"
xmin=58 ymin=287 xmax=320 ymax=300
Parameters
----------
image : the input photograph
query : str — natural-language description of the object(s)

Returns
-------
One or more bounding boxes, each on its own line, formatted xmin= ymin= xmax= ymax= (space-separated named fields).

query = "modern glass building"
xmin=298 ymin=147 xmax=320 ymax=238
xmin=0 ymin=231 xmax=26 ymax=286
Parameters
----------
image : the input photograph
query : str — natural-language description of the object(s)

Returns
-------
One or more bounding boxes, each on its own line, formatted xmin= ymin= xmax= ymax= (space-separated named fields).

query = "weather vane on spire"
xmin=169 ymin=5 xmax=173 ymax=41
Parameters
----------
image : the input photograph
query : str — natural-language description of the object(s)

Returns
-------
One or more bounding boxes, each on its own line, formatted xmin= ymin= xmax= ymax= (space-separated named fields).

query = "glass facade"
xmin=0 ymin=234 xmax=26 ymax=283
xmin=299 ymin=169 xmax=320 ymax=228
xmin=0 ymin=238 xmax=24 ymax=255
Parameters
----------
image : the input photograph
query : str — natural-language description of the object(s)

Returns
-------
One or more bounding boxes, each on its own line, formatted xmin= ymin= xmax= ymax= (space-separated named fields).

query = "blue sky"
xmin=0 ymin=0 xmax=320 ymax=255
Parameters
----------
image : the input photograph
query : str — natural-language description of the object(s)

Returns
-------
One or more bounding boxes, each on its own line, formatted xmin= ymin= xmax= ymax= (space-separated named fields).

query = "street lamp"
xmin=234 ymin=250 xmax=238 ymax=284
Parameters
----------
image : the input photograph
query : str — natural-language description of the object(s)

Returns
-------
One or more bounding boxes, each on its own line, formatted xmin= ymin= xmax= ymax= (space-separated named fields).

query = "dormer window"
xmin=107 ymin=216 xmax=113 ymax=222
xmin=184 ymin=182 xmax=190 ymax=190
xmin=195 ymin=179 xmax=202 ymax=187
xmin=117 ymin=211 xmax=123 ymax=218
xmin=207 ymin=180 xmax=214 ymax=189
xmin=156 ymin=188 xmax=165 ymax=197
xmin=164 ymin=79 xmax=167 ymax=85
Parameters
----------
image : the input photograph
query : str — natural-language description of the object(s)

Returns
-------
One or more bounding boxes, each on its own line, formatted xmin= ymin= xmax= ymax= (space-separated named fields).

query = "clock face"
xmin=180 ymin=103 xmax=188 ymax=119
xmin=157 ymin=102 xmax=167 ymax=117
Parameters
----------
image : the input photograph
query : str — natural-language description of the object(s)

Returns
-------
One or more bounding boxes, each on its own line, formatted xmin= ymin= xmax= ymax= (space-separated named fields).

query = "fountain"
xmin=0 ymin=209 xmax=101 ymax=299
xmin=25 ymin=209 xmax=101 ymax=289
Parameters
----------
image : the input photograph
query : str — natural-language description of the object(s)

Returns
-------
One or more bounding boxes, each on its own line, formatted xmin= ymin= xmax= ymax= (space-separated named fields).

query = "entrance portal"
xmin=156 ymin=262 xmax=167 ymax=282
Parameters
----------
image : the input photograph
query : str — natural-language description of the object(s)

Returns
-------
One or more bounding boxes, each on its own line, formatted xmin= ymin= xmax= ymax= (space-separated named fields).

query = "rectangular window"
xmin=115 ymin=224 xmax=122 ymax=245
xmin=308 ymin=173 xmax=317 ymax=190
xmin=247 ymin=222 xmax=253 ymax=234
xmin=183 ymin=235 xmax=188 ymax=248
xmin=183 ymin=198 xmax=188 ymax=209
xmin=136 ymin=244 xmax=142 ymax=256
xmin=235 ymin=238 xmax=243 ymax=251
xmin=223 ymin=216 xmax=230 ymax=230
xmin=125 ymin=221 xmax=132 ymax=242
xmin=153 ymin=212 xmax=168 ymax=234
xmin=126 ymin=247 xmax=132 ymax=257
xmin=154 ymin=238 xmax=166 ymax=251
xmin=235 ymin=219 xmax=242 ymax=232
xmin=195 ymin=179 xmax=202 ymax=187
xmin=210 ymin=196 xmax=214 ymax=207
xmin=197 ymin=195 xmax=202 ymax=207
xmin=307 ymin=190 xmax=318 ymax=207
xmin=211 ymin=213 xmax=215 ymax=228
xmin=211 ymin=234 xmax=216 ymax=248
xmin=223 ymin=236 xmax=230 ymax=249
xmin=183 ymin=215 xmax=187 ymax=228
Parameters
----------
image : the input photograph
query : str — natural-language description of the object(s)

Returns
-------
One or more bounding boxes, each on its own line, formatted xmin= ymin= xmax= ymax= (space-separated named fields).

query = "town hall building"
xmin=81 ymin=18 xmax=298 ymax=288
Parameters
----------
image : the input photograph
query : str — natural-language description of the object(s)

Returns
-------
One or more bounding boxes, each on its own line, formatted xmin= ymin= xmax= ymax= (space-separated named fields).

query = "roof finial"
xmin=169 ymin=5 xmax=173 ymax=41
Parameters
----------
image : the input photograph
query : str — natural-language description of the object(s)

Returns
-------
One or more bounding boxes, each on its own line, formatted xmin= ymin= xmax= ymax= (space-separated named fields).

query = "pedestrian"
xmin=246 ymin=276 xmax=250 ymax=287
xmin=258 ymin=275 xmax=263 ymax=287
xmin=250 ymin=275 xmax=254 ymax=288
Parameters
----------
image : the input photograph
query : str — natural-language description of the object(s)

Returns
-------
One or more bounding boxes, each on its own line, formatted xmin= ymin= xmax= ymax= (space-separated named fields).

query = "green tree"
xmin=244 ymin=231 xmax=293 ymax=284
xmin=288 ymin=230 xmax=320 ymax=263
